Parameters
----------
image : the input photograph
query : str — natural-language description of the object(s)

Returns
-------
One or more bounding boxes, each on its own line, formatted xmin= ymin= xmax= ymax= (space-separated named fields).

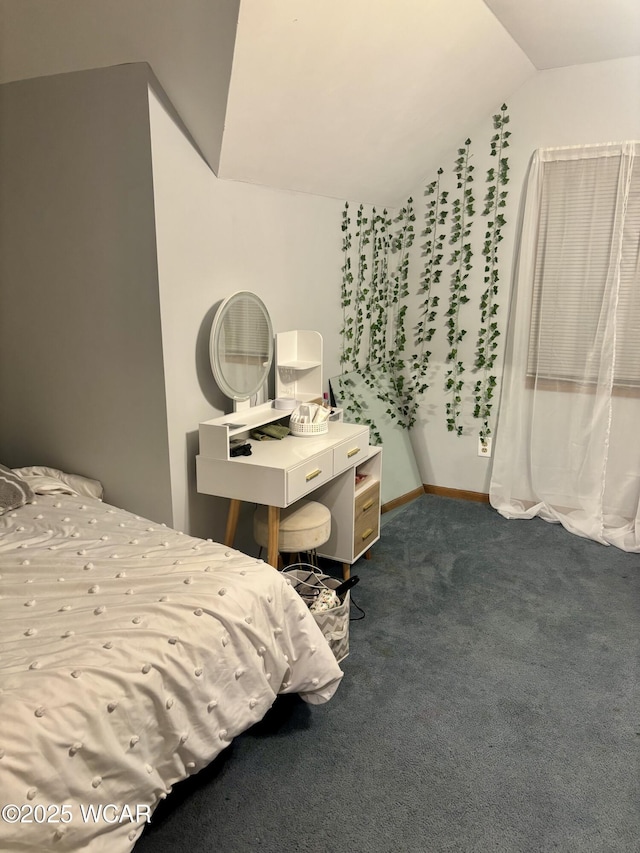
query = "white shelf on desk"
xmin=199 ymin=401 xmax=292 ymax=458
xmin=276 ymin=330 xmax=323 ymax=401
xmin=277 ymin=359 xmax=321 ymax=371
xmin=354 ymin=472 xmax=380 ymax=499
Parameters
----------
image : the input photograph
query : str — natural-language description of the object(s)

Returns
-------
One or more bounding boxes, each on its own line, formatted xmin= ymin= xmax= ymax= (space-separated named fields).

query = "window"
xmin=527 ymin=145 xmax=640 ymax=389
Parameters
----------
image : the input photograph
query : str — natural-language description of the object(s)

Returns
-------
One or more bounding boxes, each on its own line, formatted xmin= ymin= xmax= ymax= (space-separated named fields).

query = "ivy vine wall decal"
xmin=445 ymin=138 xmax=475 ymax=436
xmin=338 ymin=105 xmax=512 ymax=444
xmin=411 ymin=168 xmax=448 ymax=401
xmin=473 ymin=105 xmax=511 ymax=441
xmin=339 ymin=202 xmax=416 ymax=443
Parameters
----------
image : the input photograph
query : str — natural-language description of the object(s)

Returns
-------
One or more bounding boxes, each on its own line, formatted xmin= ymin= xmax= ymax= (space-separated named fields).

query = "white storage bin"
xmin=283 ymin=567 xmax=350 ymax=663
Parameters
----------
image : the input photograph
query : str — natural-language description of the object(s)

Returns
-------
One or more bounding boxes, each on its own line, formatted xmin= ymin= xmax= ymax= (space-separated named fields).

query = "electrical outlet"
xmin=478 ymin=436 xmax=492 ymax=458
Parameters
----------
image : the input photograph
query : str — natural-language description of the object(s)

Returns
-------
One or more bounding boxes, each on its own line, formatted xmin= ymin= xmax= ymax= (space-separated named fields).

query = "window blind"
xmin=222 ymin=299 xmax=271 ymax=361
xmin=527 ymin=151 xmax=640 ymax=387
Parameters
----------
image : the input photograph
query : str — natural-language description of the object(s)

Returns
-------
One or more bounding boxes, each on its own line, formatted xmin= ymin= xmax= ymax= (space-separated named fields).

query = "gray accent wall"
xmin=0 ymin=63 xmax=173 ymax=524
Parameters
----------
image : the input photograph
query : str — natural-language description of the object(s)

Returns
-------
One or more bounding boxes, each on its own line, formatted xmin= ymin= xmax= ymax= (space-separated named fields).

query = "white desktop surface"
xmin=196 ymin=410 xmax=380 ymax=573
xmin=196 ymin=420 xmax=369 ymax=508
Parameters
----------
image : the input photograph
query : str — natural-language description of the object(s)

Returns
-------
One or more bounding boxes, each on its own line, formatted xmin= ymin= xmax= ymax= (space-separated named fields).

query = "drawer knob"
xmin=305 ymin=468 xmax=322 ymax=482
xmin=362 ymin=498 xmax=375 ymax=511
xmin=347 ymin=447 xmax=361 ymax=458
xmin=361 ymin=527 xmax=374 ymax=540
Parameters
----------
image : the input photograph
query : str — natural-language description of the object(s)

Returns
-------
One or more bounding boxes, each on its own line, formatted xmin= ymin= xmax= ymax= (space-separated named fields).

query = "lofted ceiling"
xmin=0 ymin=0 xmax=638 ymax=207
xmin=484 ymin=0 xmax=640 ymax=70
xmin=217 ymin=0 xmax=533 ymax=205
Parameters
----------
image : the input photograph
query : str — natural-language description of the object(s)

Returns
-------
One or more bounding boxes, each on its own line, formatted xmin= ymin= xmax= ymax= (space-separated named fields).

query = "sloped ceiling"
xmin=484 ymin=0 xmax=640 ymax=70
xmin=0 ymin=0 xmax=241 ymax=175
xmin=0 ymin=0 xmax=638 ymax=207
xmin=217 ymin=0 xmax=533 ymax=205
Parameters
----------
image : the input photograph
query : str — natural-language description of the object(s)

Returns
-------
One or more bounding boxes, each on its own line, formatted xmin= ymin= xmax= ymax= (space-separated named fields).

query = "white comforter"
xmin=0 ymin=493 xmax=343 ymax=852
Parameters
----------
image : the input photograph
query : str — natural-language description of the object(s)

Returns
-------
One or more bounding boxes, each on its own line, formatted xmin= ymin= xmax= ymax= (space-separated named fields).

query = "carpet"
xmin=135 ymin=495 xmax=639 ymax=853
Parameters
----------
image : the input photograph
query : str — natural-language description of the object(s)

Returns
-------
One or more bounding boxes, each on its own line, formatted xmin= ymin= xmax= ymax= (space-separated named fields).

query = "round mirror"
xmin=209 ymin=291 xmax=274 ymax=402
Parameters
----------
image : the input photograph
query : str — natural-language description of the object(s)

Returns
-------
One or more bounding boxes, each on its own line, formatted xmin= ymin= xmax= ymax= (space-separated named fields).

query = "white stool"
xmin=253 ymin=500 xmax=331 ymax=567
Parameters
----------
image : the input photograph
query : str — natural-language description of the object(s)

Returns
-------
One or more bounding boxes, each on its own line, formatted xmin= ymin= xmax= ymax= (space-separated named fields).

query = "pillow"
xmin=12 ymin=466 xmax=104 ymax=500
xmin=0 ymin=464 xmax=35 ymax=515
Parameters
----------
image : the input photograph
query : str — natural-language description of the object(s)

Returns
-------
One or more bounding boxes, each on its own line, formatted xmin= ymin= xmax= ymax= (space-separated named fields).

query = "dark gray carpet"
xmin=135 ymin=495 xmax=639 ymax=853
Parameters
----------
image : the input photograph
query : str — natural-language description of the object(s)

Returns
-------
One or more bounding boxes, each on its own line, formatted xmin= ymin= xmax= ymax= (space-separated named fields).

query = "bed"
xmin=0 ymin=466 xmax=343 ymax=852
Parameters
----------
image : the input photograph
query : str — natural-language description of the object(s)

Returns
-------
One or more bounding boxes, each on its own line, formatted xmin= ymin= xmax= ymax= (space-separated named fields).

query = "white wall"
xmin=0 ymin=65 xmax=174 ymax=524
xmin=0 ymin=63 xmax=352 ymax=549
xmin=406 ymin=56 xmax=640 ymax=495
xmin=148 ymin=54 xmax=640 ymax=531
xmin=148 ymin=87 xmax=346 ymax=542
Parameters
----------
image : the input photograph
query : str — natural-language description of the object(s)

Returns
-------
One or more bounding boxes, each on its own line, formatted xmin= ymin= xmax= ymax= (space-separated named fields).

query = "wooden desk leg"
xmin=224 ymin=499 xmax=241 ymax=547
xmin=342 ymin=563 xmax=351 ymax=580
xmin=267 ymin=505 xmax=280 ymax=569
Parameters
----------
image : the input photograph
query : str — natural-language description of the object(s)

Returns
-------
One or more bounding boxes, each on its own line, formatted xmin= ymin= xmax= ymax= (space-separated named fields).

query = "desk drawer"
xmin=287 ymin=450 xmax=333 ymax=503
xmin=354 ymin=480 xmax=380 ymax=556
xmin=354 ymin=511 xmax=379 ymax=554
xmin=355 ymin=480 xmax=380 ymax=519
xmin=333 ymin=429 xmax=369 ymax=475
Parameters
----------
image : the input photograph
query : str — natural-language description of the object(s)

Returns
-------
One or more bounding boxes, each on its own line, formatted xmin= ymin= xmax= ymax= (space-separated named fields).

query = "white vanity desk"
xmin=196 ymin=401 xmax=382 ymax=576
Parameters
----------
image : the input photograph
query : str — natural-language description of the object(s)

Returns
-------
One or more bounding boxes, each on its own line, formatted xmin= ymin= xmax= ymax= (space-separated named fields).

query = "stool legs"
xmin=254 ymin=501 xmax=332 ymax=571
xmin=258 ymin=548 xmax=320 ymax=568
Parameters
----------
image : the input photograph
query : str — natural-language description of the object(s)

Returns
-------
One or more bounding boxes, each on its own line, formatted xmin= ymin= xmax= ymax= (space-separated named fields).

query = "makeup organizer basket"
xmin=289 ymin=403 xmax=330 ymax=437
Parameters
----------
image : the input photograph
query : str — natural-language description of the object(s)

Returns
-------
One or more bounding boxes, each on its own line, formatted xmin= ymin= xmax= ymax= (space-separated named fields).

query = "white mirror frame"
xmin=209 ymin=291 xmax=274 ymax=405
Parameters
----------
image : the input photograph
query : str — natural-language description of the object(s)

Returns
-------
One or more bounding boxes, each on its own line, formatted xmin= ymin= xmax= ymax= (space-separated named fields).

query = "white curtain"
xmin=490 ymin=142 xmax=640 ymax=551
